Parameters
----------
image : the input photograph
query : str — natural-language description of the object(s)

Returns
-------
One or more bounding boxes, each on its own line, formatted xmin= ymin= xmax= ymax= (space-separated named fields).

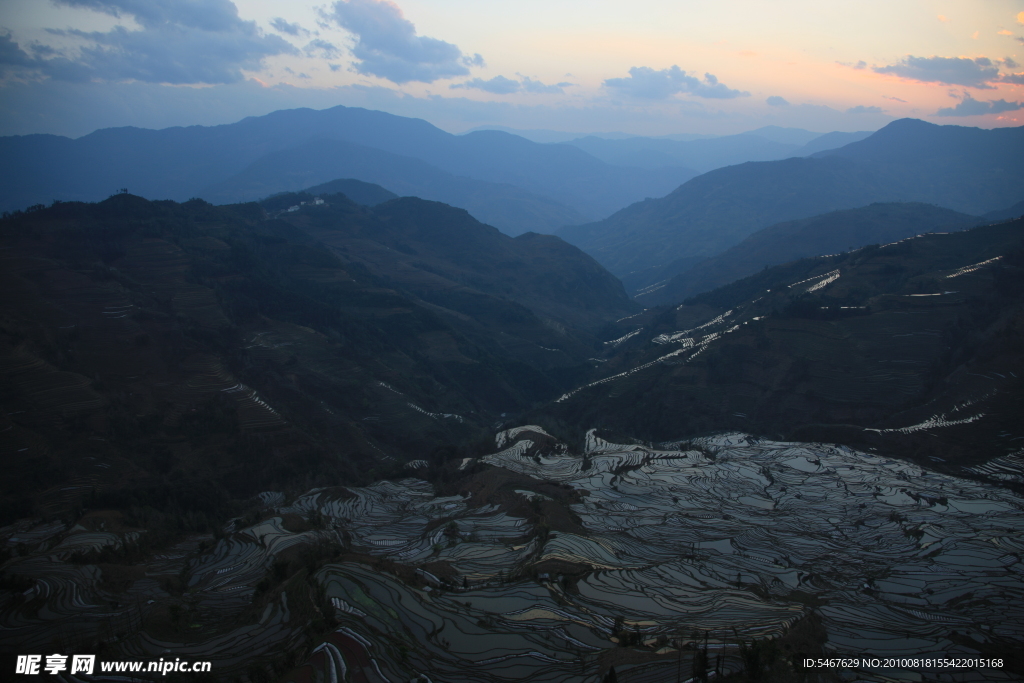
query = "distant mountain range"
xmin=200 ymin=138 xmax=589 ymax=236
xmin=0 ymin=105 xmax=888 ymax=239
xmin=0 ymin=105 xmax=696 ymax=235
xmin=557 ymin=119 xmax=1024 ymax=294
xmin=561 ymin=126 xmax=872 ymax=172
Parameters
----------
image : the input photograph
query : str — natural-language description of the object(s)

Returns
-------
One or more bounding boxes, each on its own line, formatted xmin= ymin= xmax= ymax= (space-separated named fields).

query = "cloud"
xmin=326 ymin=0 xmax=474 ymax=83
xmin=935 ymin=92 xmax=1023 ymax=116
xmin=873 ymin=55 xmax=999 ymax=88
xmin=521 ymin=76 xmax=572 ymax=94
xmin=1001 ymin=72 xmax=1024 ymax=85
xmin=603 ymin=65 xmax=748 ymax=99
xmin=271 ymin=18 xmax=307 ymax=37
xmin=0 ymin=33 xmax=36 ymax=71
xmin=766 ymin=95 xmax=789 ymax=106
xmin=451 ymin=75 xmax=520 ymax=94
xmin=305 ymin=39 xmax=341 ymax=59
xmin=450 ymin=74 xmax=570 ymax=95
xmin=0 ymin=32 xmax=95 ymax=81
xmin=937 ymin=15 xmax=949 ymax=22
xmin=54 ymin=0 xmax=244 ymax=31
xmin=846 ymin=105 xmax=884 ymax=114
xmin=998 ymin=30 xmax=1014 ymax=36
xmin=1004 ymin=57 xmax=1020 ymax=69
xmin=2 ymin=0 xmax=296 ymax=84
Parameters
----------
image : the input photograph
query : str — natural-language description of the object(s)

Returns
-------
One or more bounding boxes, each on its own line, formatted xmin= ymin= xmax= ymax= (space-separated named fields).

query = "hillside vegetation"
xmin=550 ymin=216 xmax=1024 ymax=478
xmin=0 ymin=192 xmax=633 ymax=524
xmin=639 ymin=202 xmax=981 ymax=305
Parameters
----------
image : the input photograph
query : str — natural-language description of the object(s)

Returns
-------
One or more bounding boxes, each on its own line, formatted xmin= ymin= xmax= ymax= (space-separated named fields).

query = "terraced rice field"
xmin=4 ymin=428 xmax=1022 ymax=681
xmin=289 ymin=429 xmax=1024 ymax=682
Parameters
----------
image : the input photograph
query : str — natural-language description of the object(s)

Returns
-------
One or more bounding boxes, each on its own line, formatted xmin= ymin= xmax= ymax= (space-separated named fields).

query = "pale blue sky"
xmin=1 ymin=0 xmax=1022 ymax=137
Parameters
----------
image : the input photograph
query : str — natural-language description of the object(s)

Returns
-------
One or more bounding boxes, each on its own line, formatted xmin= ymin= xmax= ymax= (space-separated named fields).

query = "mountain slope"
xmin=0 ymin=192 xmax=634 ymax=521
xmin=201 ymin=138 xmax=586 ymax=236
xmin=639 ymin=202 xmax=979 ymax=305
xmin=269 ymin=192 xmax=639 ymax=332
xmin=545 ymin=216 xmax=1024 ymax=474
xmin=557 ymin=119 xmax=1024 ymax=293
xmin=816 ymin=118 xmax=1024 ymax=214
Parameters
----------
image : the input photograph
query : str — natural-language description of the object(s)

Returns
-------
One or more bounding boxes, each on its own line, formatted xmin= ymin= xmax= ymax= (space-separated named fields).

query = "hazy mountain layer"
xmin=0 ymin=104 xmax=697 ymax=229
xmin=637 ymin=202 xmax=979 ymax=305
xmin=562 ymin=126 xmax=868 ymax=172
xmin=557 ymin=119 xmax=1024 ymax=293
xmin=201 ymin=138 xmax=587 ymax=237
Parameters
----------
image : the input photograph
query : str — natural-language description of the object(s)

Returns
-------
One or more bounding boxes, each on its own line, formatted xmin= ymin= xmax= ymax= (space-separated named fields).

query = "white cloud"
xmin=603 ymin=66 xmax=748 ymax=100
xmin=326 ymin=0 xmax=475 ymax=84
xmin=935 ymin=92 xmax=1023 ymax=116
xmin=450 ymin=75 xmax=571 ymax=95
xmin=873 ymin=55 xmax=999 ymax=88
xmin=0 ymin=0 xmax=296 ymax=85
xmin=846 ymin=105 xmax=884 ymax=114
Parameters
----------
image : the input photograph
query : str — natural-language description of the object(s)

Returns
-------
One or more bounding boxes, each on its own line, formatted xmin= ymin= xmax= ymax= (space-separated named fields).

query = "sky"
xmin=1 ymin=0 xmax=1023 ymax=138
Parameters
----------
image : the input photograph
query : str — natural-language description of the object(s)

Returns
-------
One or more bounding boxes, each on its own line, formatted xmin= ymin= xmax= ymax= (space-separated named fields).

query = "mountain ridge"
xmin=638 ymin=202 xmax=982 ymax=305
xmin=547 ymin=215 xmax=1024 ymax=472
xmin=556 ymin=119 xmax=1024 ymax=293
xmin=0 ymin=104 xmax=697 ymax=230
xmin=201 ymin=138 xmax=587 ymax=236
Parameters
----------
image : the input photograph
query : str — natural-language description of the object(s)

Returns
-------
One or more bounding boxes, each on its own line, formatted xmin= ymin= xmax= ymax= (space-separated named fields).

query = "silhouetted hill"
xmin=557 ymin=119 xmax=1024 ymax=293
xmin=304 ymin=179 xmax=398 ymax=206
xmin=273 ymin=194 xmax=638 ymax=332
xmin=201 ymin=138 xmax=585 ymax=236
xmin=546 ymin=216 xmax=1024 ymax=473
xmin=0 ymin=104 xmax=696 ymax=228
xmin=815 ymin=119 xmax=1024 ymax=214
xmin=0 ymin=193 xmax=635 ymax=520
xmin=639 ymin=202 xmax=978 ymax=305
